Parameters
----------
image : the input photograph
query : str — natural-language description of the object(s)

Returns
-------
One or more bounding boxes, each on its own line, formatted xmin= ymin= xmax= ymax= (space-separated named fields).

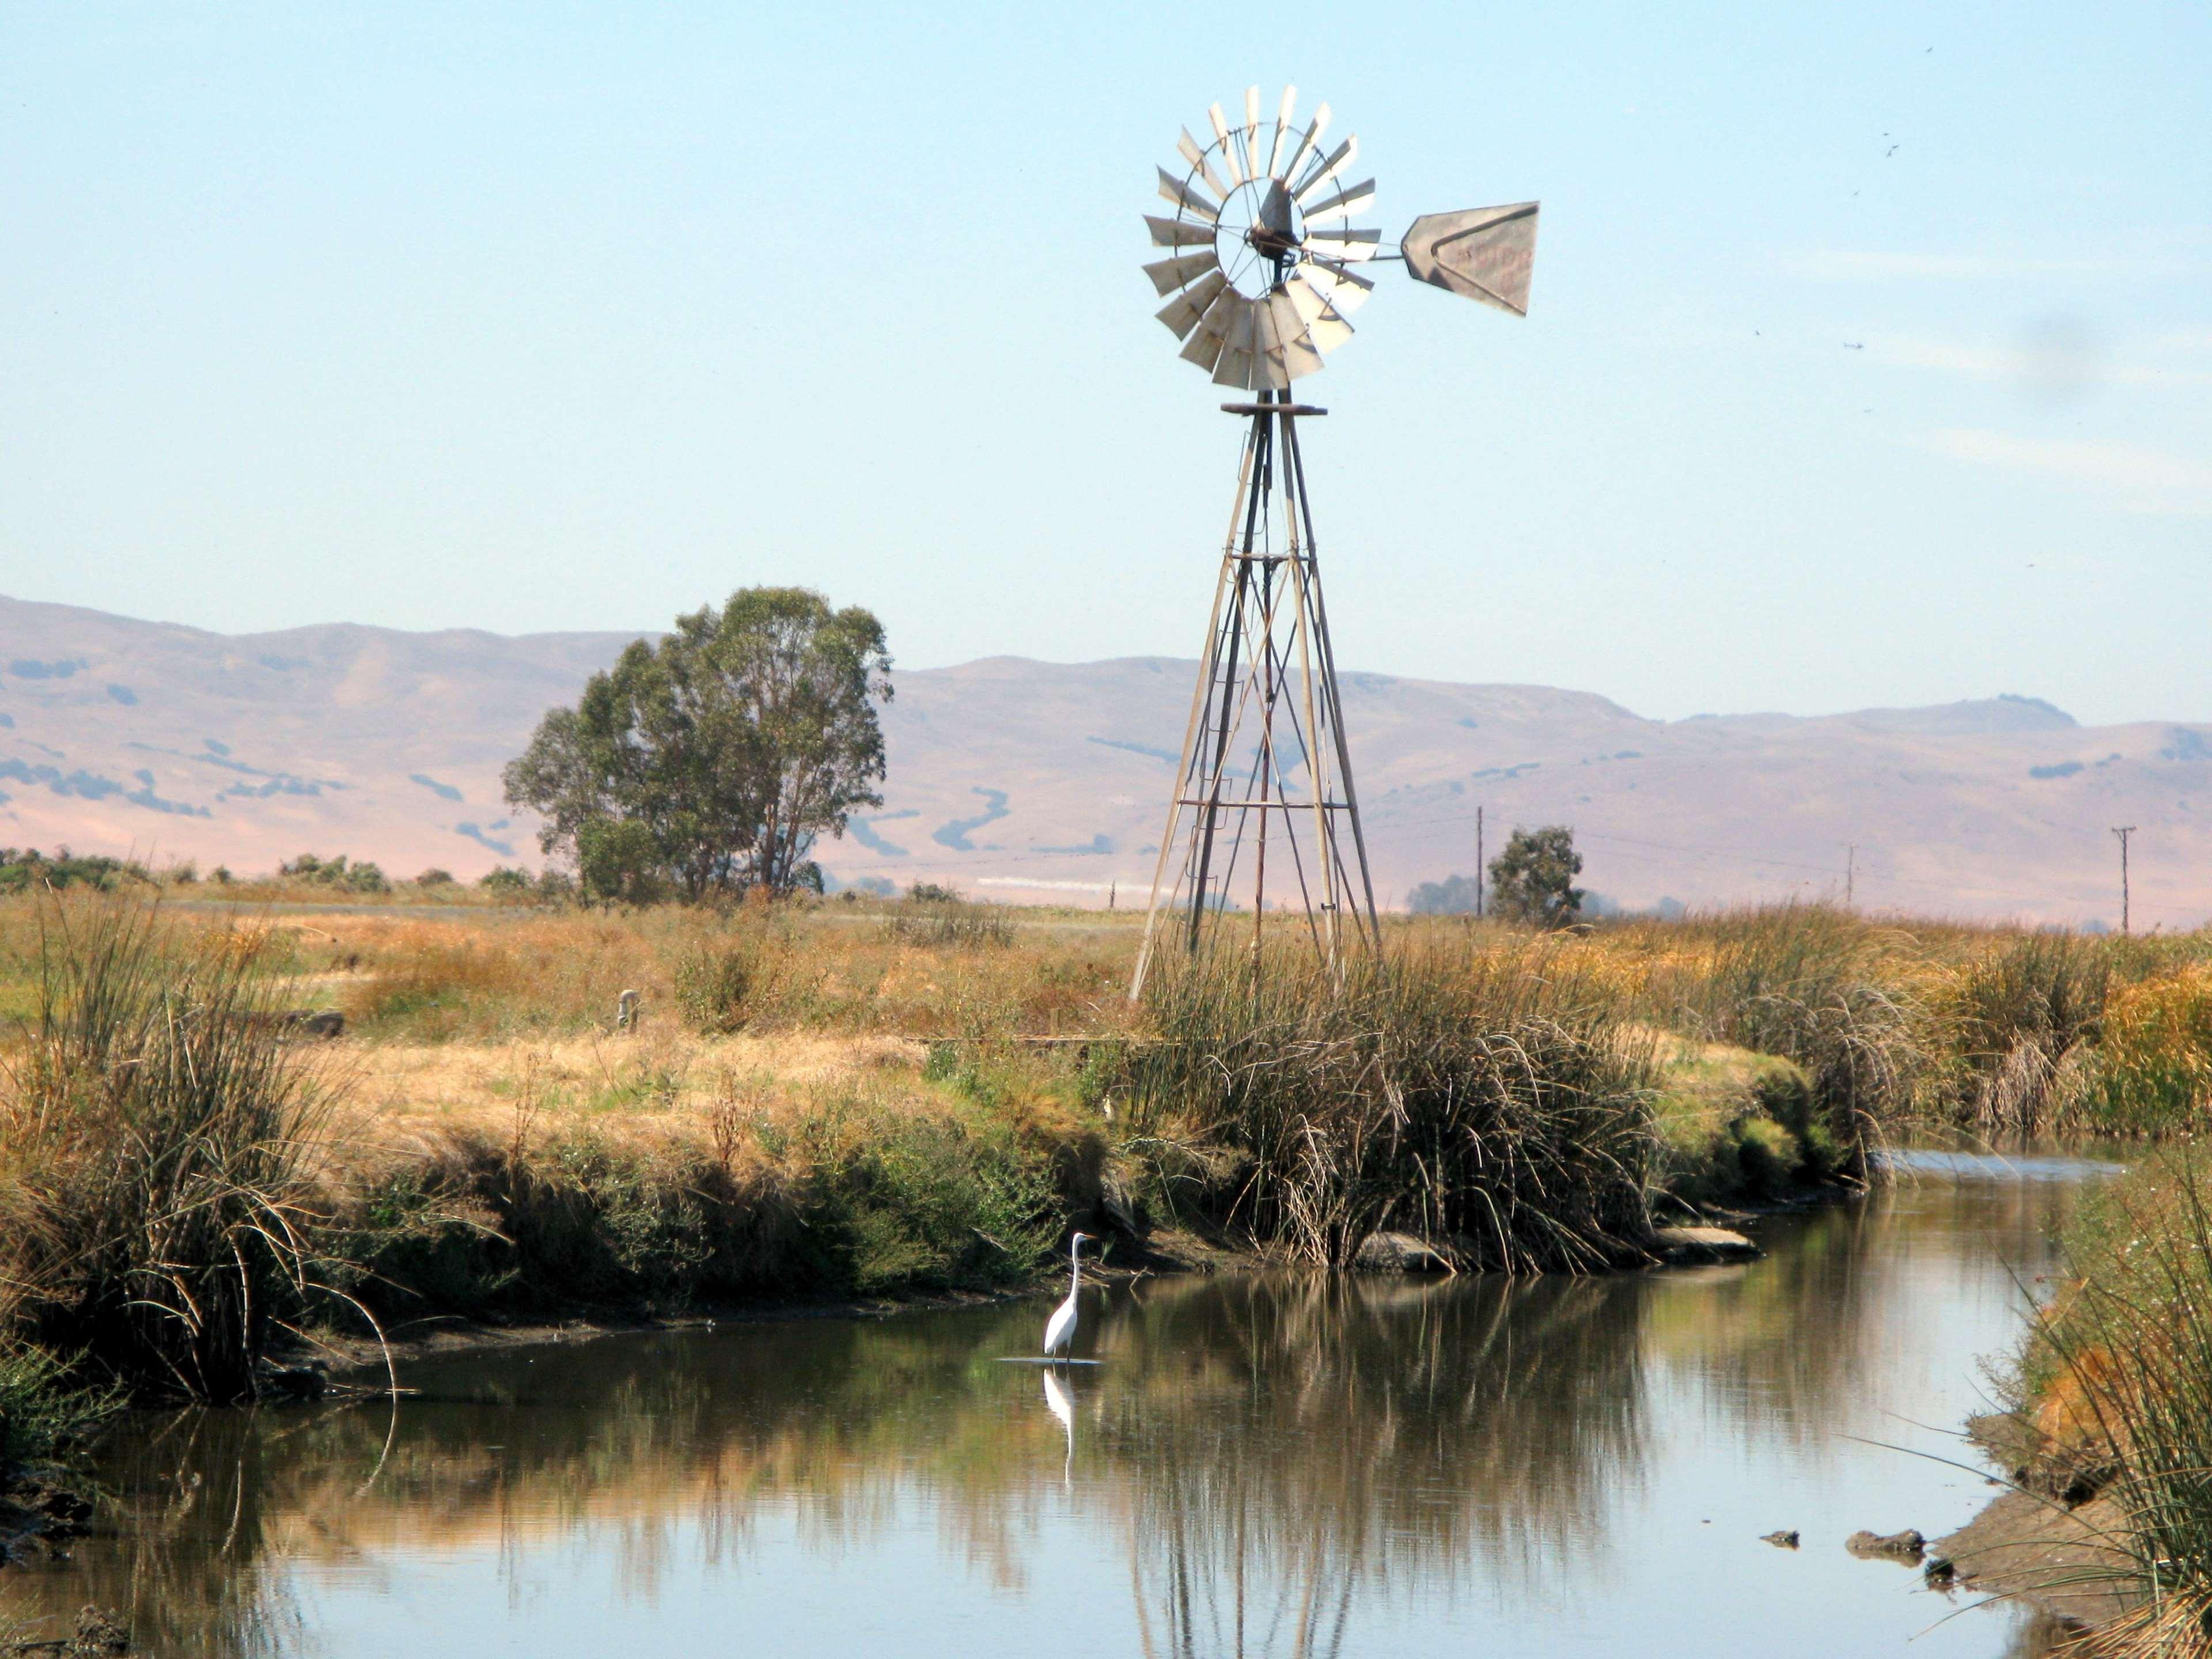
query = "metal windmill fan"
xmin=1145 ymin=84 xmax=1539 ymax=389
xmin=1131 ymin=86 xmax=1539 ymax=996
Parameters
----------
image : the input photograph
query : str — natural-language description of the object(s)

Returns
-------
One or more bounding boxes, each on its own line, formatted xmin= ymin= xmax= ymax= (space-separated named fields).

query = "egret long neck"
xmin=1069 ymin=1242 xmax=1082 ymax=1293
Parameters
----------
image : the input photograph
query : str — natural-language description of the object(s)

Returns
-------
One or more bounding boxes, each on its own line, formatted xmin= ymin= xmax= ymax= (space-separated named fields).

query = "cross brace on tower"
xmin=1129 ymin=391 xmax=1380 ymax=998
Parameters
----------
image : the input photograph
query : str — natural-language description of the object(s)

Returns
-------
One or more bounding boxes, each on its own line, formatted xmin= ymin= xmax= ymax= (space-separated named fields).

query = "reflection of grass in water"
xmin=14 ymin=1190 xmax=2063 ymax=1656
xmin=1639 ymin=1172 xmax=2080 ymax=1459
xmin=1109 ymin=1273 xmax=1652 ymax=1657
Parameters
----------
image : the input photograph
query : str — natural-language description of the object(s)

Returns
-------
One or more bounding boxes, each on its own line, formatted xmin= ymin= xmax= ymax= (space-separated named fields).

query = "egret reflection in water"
xmin=1041 ymin=1368 xmax=1074 ymax=1486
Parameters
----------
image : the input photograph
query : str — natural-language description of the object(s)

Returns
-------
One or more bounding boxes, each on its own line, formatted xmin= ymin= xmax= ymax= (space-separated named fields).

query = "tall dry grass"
xmin=2004 ymin=1153 xmax=2212 ymax=1656
xmin=0 ymin=896 xmax=348 ymax=1403
xmin=1123 ymin=938 xmax=1658 ymax=1271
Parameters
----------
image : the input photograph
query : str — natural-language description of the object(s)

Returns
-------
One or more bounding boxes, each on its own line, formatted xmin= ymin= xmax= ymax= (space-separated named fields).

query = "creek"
xmin=2 ymin=1150 xmax=2120 ymax=1657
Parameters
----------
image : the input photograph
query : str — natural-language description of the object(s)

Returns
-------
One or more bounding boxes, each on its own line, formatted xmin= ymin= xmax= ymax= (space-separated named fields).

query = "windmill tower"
xmin=1129 ymin=85 xmax=1539 ymax=998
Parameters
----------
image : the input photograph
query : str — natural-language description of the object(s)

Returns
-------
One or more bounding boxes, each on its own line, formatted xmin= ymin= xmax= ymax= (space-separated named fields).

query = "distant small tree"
xmin=504 ymin=587 xmax=892 ymax=903
xmin=1487 ymin=825 xmax=1584 ymax=929
xmin=0 ymin=847 xmax=150 ymax=895
xmin=479 ymin=866 xmax=532 ymax=895
xmin=1407 ymin=872 xmax=1484 ymax=916
xmin=280 ymin=853 xmax=387 ymax=895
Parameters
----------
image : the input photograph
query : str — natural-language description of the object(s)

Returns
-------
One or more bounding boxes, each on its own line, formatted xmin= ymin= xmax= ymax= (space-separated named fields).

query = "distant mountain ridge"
xmin=1 ymin=594 xmax=2205 ymax=927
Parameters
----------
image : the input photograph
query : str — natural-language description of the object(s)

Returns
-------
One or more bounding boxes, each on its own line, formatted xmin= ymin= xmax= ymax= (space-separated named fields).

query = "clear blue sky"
xmin=2 ymin=2 xmax=2205 ymax=725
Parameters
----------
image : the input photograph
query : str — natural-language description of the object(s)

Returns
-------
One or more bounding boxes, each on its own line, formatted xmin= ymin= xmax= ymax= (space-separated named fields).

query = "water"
xmin=4 ymin=1154 xmax=2120 ymax=1657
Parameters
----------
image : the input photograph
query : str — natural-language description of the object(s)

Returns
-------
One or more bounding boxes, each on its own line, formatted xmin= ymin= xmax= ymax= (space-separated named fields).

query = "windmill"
xmin=1129 ymin=84 xmax=1538 ymax=998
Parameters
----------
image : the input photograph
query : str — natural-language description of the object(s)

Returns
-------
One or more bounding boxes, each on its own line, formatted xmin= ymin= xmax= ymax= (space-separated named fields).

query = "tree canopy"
xmin=1486 ymin=825 xmax=1585 ymax=929
xmin=1407 ymin=872 xmax=1485 ymax=916
xmin=503 ymin=587 xmax=892 ymax=902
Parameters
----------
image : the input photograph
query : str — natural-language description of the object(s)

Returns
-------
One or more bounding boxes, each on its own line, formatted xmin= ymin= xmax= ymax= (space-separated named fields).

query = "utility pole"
xmin=1475 ymin=805 xmax=1485 ymax=919
xmin=1845 ymin=843 xmax=1855 ymax=910
xmin=2112 ymin=825 xmax=2136 ymax=934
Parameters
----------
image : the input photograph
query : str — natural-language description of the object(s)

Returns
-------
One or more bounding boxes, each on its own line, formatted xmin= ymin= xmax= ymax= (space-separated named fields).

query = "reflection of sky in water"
xmin=6 ymin=1158 xmax=2088 ymax=1658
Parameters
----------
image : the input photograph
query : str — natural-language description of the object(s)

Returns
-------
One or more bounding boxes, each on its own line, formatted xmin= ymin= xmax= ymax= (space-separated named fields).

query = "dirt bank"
xmin=1936 ymin=1414 xmax=2139 ymax=1635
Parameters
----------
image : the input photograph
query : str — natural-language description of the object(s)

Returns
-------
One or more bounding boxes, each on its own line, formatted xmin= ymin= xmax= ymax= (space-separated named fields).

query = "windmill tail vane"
xmin=1128 ymin=85 xmax=1537 ymax=999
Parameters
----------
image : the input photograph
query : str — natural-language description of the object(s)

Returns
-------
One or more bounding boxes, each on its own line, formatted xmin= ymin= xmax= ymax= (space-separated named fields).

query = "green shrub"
xmin=279 ymin=853 xmax=389 ymax=895
xmin=794 ymin=1103 xmax=1059 ymax=1295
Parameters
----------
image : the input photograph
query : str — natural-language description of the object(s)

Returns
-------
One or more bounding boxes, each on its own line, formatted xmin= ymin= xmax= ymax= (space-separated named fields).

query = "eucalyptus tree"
xmin=504 ymin=587 xmax=892 ymax=901
xmin=1487 ymin=825 xmax=1585 ymax=929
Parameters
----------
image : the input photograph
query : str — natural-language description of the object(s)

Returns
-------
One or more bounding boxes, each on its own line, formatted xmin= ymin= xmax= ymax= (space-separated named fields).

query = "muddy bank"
xmin=1935 ymin=1413 xmax=2139 ymax=1635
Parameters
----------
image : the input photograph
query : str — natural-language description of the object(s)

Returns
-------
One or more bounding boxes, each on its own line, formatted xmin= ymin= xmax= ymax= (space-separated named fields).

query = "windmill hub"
xmin=1212 ymin=180 xmax=1303 ymax=293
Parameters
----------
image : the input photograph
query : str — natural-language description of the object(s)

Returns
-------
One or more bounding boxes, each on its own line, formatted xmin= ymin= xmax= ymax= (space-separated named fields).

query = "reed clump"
xmin=881 ymin=899 xmax=1019 ymax=950
xmin=1123 ymin=940 xmax=1658 ymax=1271
xmin=0 ymin=896 xmax=346 ymax=1403
xmin=1660 ymin=906 xmax=1928 ymax=1169
xmin=2002 ymin=1152 xmax=2212 ymax=1654
xmin=2062 ymin=968 xmax=2212 ymax=1140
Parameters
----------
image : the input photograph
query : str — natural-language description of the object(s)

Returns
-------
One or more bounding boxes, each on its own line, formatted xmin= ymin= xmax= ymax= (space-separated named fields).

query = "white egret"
xmin=1042 ymin=1232 xmax=1093 ymax=1359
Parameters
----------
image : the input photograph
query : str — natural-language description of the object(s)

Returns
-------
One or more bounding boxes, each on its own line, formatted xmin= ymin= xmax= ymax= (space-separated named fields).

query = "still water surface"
xmin=7 ymin=1152 xmax=2116 ymax=1657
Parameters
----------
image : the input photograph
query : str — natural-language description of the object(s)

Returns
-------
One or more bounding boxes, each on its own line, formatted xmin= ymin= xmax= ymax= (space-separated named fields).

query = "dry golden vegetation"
xmin=4 ymin=887 xmax=2212 ymax=1423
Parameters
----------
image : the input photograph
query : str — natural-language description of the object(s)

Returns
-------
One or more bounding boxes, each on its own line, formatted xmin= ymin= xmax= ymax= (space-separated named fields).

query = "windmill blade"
xmin=1157 ymin=166 xmax=1219 ymax=223
xmin=1283 ymin=274 xmax=1354 ymax=356
xmin=1280 ymin=101 xmax=1330 ymax=191
xmin=1306 ymin=306 xmax=1354 ymax=354
xmin=1281 ymin=332 xmax=1326 ymax=380
xmin=1300 ymin=177 xmax=1375 ymax=222
xmin=1258 ymin=289 xmax=1321 ymax=385
xmin=1294 ymin=134 xmax=1358 ymax=204
xmin=1240 ymin=86 xmax=1260 ymax=181
xmin=1179 ymin=285 xmax=1238 ymax=369
xmin=1156 ymin=268 xmax=1230 ymax=338
xmin=1305 ymin=228 xmax=1381 ymax=263
xmin=1176 ymin=130 xmax=1232 ymax=203
xmin=1283 ymin=271 xmax=1332 ymax=325
xmin=1211 ymin=296 xmax=1259 ymax=388
xmin=1145 ymin=214 xmax=1217 ymax=249
xmin=1305 ymin=258 xmax=1375 ymax=315
xmin=1401 ymin=202 xmax=1540 ymax=316
xmin=1208 ymin=103 xmax=1241 ymax=185
xmin=1266 ymin=86 xmax=1297 ymax=179
xmin=1143 ymin=248 xmax=1223 ymax=297
xmin=1249 ymin=295 xmax=1289 ymax=389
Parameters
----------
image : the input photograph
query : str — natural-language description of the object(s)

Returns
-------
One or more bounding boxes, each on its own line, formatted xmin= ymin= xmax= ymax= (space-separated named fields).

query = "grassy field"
xmin=4 ymin=884 xmax=2212 ymax=1423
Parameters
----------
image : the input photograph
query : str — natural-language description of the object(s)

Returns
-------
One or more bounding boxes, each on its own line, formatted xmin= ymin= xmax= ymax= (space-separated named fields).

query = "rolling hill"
xmin=2 ymin=594 xmax=2205 ymax=928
